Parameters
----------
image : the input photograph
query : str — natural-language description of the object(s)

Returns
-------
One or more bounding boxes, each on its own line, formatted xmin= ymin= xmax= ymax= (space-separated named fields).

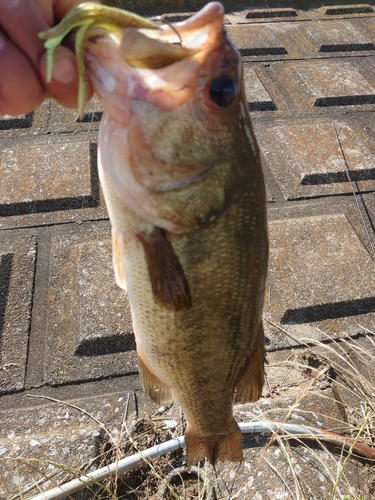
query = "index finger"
xmin=0 ymin=1 xmax=100 ymax=71
xmin=0 ymin=0 xmax=50 ymax=71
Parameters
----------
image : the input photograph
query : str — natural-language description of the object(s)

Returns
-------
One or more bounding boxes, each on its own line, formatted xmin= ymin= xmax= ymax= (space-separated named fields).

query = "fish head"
xmin=85 ymin=2 xmax=257 ymax=230
xmin=86 ymin=2 xmax=242 ymax=116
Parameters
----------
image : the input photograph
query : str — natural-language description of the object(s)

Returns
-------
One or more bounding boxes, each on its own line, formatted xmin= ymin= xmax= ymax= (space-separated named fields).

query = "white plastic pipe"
xmin=30 ymin=435 xmax=186 ymax=500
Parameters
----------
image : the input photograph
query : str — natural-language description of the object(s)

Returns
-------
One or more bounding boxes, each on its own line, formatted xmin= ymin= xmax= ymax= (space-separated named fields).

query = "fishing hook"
xmin=149 ymin=16 xmax=183 ymax=45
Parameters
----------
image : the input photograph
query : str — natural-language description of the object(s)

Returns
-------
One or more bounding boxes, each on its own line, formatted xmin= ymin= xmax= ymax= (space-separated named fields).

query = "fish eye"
xmin=209 ymin=75 xmax=237 ymax=108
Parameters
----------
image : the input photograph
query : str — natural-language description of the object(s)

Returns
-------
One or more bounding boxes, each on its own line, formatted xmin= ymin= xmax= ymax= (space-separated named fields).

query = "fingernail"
xmin=52 ymin=56 xmax=76 ymax=84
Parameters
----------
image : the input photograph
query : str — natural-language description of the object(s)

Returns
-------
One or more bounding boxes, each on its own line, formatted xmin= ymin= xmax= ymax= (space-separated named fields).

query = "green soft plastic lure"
xmin=39 ymin=2 xmax=160 ymax=117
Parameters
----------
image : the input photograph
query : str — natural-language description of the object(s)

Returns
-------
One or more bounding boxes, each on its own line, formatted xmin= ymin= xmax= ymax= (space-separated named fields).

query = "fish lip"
xmin=173 ymin=1 xmax=225 ymax=30
xmin=139 ymin=1 xmax=225 ymax=51
xmin=114 ymin=2 xmax=225 ymax=72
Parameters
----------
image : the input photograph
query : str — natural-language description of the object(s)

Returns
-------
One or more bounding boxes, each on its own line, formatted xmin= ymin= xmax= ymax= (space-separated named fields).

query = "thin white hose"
xmin=29 ymin=421 xmax=324 ymax=500
xmin=30 ymin=435 xmax=185 ymax=500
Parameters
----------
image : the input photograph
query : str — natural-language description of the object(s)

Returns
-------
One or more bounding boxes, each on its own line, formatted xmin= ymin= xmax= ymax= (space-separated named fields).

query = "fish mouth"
xmin=84 ymin=2 xmax=226 ymax=116
xmin=123 ymin=2 xmax=225 ymax=68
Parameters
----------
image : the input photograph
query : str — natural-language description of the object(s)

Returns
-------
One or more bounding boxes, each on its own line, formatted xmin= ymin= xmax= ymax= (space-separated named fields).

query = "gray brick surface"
xmin=242 ymin=7 xmax=301 ymax=22
xmin=44 ymin=224 xmax=137 ymax=385
xmin=0 ymin=236 xmax=36 ymax=394
xmin=306 ymin=20 xmax=375 ymax=52
xmin=244 ymin=68 xmax=277 ymax=111
xmin=227 ymin=25 xmax=289 ymax=59
xmin=264 ymin=214 xmax=375 ymax=347
xmin=1 ymin=136 xmax=93 ymax=206
xmin=321 ymin=4 xmax=375 ymax=17
xmin=292 ymin=61 xmax=375 ymax=106
xmin=256 ymin=119 xmax=375 ymax=199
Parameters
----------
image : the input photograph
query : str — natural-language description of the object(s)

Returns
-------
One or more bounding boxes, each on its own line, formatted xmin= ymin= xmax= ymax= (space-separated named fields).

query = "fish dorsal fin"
xmin=137 ymin=350 xmax=173 ymax=405
xmin=137 ymin=227 xmax=192 ymax=311
xmin=234 ymin=324 xmax=265 ymax=403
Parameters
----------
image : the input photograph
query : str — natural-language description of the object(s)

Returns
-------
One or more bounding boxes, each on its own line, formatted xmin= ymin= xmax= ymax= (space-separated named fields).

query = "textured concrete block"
xmin=244 ymin=68 xmax=276 ymax=111
xmin=0 ymin=135 xmax=98 ymax=216
xmin=323 ymin=5 xmax=374 ymax=17
xmin=311 ymin=336 xmax=375 ymax=410
xmin=244 ymin=8 xmax=298 ymax=21
xmin=0 ymin=384 xmax=150 ymax=499
xmin=265 ymin=349 xmax=307 ymax=391
xmin=47 ymin=95 xmax=103 ymax=134
xmin=227 ymin=25 xmax=288 ymax=57
xmin=306 ymin=21 xmax=375 ymax=52
xmin=102 ymin=0 xmax=266 ymax=14
xmin=264 ymin=214 xmax=375 ymax=347
xmin=0 ymin=113 xmax=33 ymax=131
xmin=1 ymin=4 xmax=375 ymax=498
xmin=257 ymin=120 xmax=375 ymax=199
xmin=361 ymin=18 xmax=375 ymax=38
xmin=0 ymin=236 xmax=36 ymax=393
xmin=45 ymin=226 xmax=137 ymax=384
xmin=292 ymin=61 xmax=375 ymax=106
xmin=78 ymin=95 xmax=103 ymax=124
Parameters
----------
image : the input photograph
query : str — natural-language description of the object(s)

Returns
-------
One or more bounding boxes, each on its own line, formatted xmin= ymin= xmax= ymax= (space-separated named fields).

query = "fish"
xmin=40 ymin=1 xmax=269 ymax=468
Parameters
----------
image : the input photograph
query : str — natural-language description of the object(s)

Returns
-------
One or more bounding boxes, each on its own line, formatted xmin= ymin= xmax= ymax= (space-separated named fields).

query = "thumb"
xmin=39 ymin=45 xmax=93 ymax=109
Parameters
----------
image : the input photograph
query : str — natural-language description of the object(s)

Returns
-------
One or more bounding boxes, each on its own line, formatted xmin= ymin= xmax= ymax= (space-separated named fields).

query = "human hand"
xmin=0 ymin=0 xmax=99 ymax=115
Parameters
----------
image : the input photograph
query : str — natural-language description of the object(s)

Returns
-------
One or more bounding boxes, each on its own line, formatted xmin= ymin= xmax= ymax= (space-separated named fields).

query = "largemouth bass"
xmin=40 ymin=1 xmax=268 ymax=468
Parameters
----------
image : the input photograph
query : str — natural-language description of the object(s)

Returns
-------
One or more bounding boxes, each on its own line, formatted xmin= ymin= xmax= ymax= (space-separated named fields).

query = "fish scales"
xmin=40 ymin=1 xmax=269 ymax=468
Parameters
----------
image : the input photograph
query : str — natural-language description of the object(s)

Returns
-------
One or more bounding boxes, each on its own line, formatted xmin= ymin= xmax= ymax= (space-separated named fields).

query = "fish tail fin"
xmin=137 ymin=350 xmax=173 ymax=405
xmin=234 ymin=323 xmax=265 ymax=403
xmin=185 ymin=422 xmax=243 ymax=470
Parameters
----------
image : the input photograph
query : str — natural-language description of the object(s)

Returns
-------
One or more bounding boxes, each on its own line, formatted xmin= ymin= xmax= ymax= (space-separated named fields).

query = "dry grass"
xmin=2 ymin=327 xmax=375 ymax=499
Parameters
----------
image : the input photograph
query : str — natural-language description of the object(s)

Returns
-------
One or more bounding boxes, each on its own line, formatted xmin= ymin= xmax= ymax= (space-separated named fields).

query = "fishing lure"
xmin=39 ymin=2 xmax=160 ymax=117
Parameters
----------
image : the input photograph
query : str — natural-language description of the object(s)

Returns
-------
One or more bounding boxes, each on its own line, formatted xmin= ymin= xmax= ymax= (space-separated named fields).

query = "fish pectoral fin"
xmin=185 ymin=422 xmax=243 ymax=470
xmin=234 ymin=323 xmax=265 ymax=403
xmin=112 ymin=231 xmax=127 ymax=291
xmin=137 ymin=350 xmax=173 ymax=405
xmin=136 ymin=227 xmax=192 ymax=311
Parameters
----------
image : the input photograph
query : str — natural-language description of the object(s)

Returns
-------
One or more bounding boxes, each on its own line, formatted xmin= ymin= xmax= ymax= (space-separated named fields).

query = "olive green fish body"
xmin=98 ymin=85 xmax=268 ymax=465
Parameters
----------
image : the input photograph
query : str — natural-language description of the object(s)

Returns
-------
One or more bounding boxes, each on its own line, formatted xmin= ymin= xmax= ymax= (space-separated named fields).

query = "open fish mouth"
xmin=119 ymin=2 xmax=225 ymax=70
xmin=83 ymin=2 xmax=227 ymax=118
